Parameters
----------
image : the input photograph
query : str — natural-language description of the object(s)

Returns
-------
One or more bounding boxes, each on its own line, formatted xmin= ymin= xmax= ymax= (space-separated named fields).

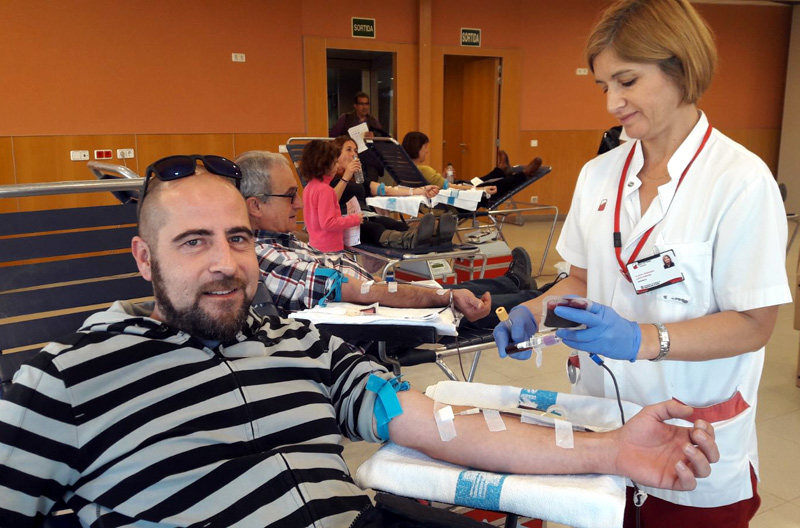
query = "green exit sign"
xmin=461 ymin=28 xmax=481 ymax=47
xmin=352 ymin=17 xmax=376 ymax=39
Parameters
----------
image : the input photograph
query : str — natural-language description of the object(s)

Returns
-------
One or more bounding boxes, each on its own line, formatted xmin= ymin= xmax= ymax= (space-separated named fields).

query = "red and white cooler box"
xmin=454 ymin=240 xmax=512 ymax=282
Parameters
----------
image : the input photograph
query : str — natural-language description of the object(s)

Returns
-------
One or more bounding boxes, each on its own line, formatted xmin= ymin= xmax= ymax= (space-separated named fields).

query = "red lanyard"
xmin=614 ymin=124 xmax=713 ymax=281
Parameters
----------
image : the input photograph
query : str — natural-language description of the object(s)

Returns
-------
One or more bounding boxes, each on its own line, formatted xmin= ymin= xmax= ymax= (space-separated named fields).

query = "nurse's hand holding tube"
xmin=493 ymin=305 xmax=537 ymax=359
xmin=554 ymin=302 xmax=641 ymax=361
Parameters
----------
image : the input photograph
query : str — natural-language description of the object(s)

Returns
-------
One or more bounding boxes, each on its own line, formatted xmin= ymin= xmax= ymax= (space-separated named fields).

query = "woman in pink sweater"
xmin=300 ymin=140 xmax=362 ymax=252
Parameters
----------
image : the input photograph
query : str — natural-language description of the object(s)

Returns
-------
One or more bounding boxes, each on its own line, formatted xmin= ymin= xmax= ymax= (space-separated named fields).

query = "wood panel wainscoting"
xmin=516 ymin=128 xmax=782 ymax=216
xmin=515 ymin=130 xmax=603 ymax=215
xmin=0 ymin=133 xmax=301 ymax=213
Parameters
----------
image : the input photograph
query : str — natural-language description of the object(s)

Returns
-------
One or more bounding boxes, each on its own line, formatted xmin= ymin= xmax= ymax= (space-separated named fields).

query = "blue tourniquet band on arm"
xmin=377 ymin=182 xmax=387 ymax=196
xmin=443 ymin=180 xmax=449 ymax=190
xmin=314 ymin=268 xmax=348 ymax=307
xmin=366 ymin=374 xmax=409 ymax=441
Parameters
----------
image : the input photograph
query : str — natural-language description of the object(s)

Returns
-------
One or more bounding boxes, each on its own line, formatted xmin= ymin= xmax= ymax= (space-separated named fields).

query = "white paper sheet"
xmin=288 ymin=302 xmax=459 ymax=336
xmin=344 ymin=197 xmax=362 ymax=246
xmin=365 ymin=195 xmax=428 ymax=217
xmin=431 ymin=188 xmax=484 ymax=211
xmin=348 ymin=122 xmax=370 ymax=153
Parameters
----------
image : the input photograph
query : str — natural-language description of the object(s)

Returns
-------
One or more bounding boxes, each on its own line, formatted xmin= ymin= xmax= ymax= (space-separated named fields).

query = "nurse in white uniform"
xmin=493 ymin=1 xmax=791 ymax=527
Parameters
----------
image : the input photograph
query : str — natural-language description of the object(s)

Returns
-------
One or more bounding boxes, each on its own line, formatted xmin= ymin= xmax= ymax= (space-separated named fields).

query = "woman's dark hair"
xmin=331 ymin=136 xmax=357 ymax=176
xmin=299 ymin=140 xmax=338 ymax=182
xmin=401 ymin=131 xmax=429 ymax=160
xmin=332 ymin=135 xmax=355 ymax=153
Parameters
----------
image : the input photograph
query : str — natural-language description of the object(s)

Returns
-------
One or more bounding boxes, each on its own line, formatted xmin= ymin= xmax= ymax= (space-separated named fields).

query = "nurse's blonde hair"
xmin=585 ymin=0 xmax=717 ymax=104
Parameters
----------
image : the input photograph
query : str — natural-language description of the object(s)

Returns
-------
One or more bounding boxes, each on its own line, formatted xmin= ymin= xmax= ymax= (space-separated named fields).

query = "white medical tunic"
xmin=556 ymin=112 xmax=792 ymax=507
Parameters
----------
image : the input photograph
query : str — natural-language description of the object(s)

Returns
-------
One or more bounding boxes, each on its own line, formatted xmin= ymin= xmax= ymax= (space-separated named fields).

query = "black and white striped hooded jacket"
xmin=0 ymin=300 xmax=389 ymax=527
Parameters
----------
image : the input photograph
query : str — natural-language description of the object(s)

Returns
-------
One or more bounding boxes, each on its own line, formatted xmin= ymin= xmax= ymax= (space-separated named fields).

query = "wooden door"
xmin=442 ymin=59 xmax=465 ymax=174
xmin=461 ymin=57 xmax=500 ymax=178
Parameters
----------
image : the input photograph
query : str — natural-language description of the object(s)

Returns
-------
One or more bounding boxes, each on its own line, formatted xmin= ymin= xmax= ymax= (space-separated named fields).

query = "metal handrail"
xmin=0 ymin=178 xmax=144 ymax=199
xmin=0 ymin=162 xmax=143 ymax=199
xmin=87 ymin=161 xmax=141 ymax=180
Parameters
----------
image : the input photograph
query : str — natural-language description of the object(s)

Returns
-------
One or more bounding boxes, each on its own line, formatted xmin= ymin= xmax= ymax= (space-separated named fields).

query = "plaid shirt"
xmin=254 ymin=230 xmax=372 ymax=316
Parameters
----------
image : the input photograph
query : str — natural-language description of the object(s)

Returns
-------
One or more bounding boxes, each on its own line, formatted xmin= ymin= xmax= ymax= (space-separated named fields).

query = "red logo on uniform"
xmin=598 ymin=199 xmax=607 ymax=211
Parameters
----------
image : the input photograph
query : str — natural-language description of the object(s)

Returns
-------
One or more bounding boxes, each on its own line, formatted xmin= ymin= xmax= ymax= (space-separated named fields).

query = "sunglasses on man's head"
xmin=140 ymin=154 xmax=242 ymax=208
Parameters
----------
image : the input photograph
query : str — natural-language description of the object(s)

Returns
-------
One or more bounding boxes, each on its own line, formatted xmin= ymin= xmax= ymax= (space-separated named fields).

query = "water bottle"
xmin=445 ymin=163 xmax=455 ymax=184
xmin=353 ymin=155 xmax=364 ymax=184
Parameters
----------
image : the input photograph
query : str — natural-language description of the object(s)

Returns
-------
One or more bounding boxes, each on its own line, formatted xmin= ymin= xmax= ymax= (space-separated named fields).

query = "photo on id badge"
xmin=626 ymin=249 xmax=684 ymax=295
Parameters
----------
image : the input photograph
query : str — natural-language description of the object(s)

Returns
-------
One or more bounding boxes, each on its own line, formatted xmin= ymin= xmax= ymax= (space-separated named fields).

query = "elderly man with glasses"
xmin=0 ymin=154 xmax=720 ymax=527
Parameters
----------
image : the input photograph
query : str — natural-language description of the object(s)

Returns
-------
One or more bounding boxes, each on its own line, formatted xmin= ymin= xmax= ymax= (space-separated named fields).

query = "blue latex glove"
xmin=493 ymin=305 xmax=538 ymax=360
xmin=554 ymin=302 xmax=641 ymax=361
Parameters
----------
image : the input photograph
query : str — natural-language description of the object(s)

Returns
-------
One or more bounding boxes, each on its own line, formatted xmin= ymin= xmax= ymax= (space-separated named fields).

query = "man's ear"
xmin=245 ymin=197 xmax=262 ymax=218
xmin=131 ymin=236 xmax=153 ymax=281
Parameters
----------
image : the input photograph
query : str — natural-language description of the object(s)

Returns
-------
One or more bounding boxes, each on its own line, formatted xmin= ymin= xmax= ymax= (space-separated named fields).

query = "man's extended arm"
xmin=390 ymin=391 xmax=718 ymax=492
xmin=341 ymin=278 xmax=490 ymax=322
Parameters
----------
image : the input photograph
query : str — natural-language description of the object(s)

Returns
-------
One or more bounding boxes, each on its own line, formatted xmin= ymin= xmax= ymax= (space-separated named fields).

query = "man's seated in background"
xmin=235 ymin=150 xmax=540 ymax=329
xmin=0 ymin=156 xmax=719 ymax=527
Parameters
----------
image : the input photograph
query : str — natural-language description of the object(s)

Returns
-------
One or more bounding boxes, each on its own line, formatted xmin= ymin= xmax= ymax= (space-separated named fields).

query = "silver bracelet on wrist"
xmin=650 ymin=323 xmax=670 ymax=362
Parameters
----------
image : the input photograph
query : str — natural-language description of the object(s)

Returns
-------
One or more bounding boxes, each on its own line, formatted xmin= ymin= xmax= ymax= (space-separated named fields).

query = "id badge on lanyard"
xmin=613 ymin=124 xmax=712 ymax=291
xmin=626 ymin=249 xmax=685 ymax=295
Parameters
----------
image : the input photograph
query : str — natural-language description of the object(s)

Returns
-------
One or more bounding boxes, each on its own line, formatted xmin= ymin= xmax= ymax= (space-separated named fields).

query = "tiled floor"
xmin=342 ymin=216 xmax=800 ymax=527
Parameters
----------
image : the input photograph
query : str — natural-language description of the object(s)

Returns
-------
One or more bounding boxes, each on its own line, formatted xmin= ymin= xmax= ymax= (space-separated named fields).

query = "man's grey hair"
xmin=234 ymin=151 xmax=292 ymax=199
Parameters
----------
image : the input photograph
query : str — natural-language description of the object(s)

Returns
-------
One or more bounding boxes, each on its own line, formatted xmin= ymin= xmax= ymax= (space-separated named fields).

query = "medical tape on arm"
xmin=482 ymin=409 xmax=506 ymax=432
xmin=366 ymin=374 xmax=409 ymax=442
xmin=437 ymin=289 xmax=454 ymax=314
xmin=361 ymin=280 xmax=374 ymax=294
xmin=520 ymin=409 xmax=575 ymax=449
xmin=314 ymin=267 xmax=348 ymax=307
xmin=433 ymin=400 xmax=457 ymax=441
xmin=439 ymin=405 xmax=506 ymax=437
xmin=554 ymin=419 xmax=574 ymax=449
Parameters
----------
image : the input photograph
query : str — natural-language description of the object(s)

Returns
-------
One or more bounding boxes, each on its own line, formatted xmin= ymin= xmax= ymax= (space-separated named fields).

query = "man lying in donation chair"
xmin=0 ymin=154 xmax=719 ymax=528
